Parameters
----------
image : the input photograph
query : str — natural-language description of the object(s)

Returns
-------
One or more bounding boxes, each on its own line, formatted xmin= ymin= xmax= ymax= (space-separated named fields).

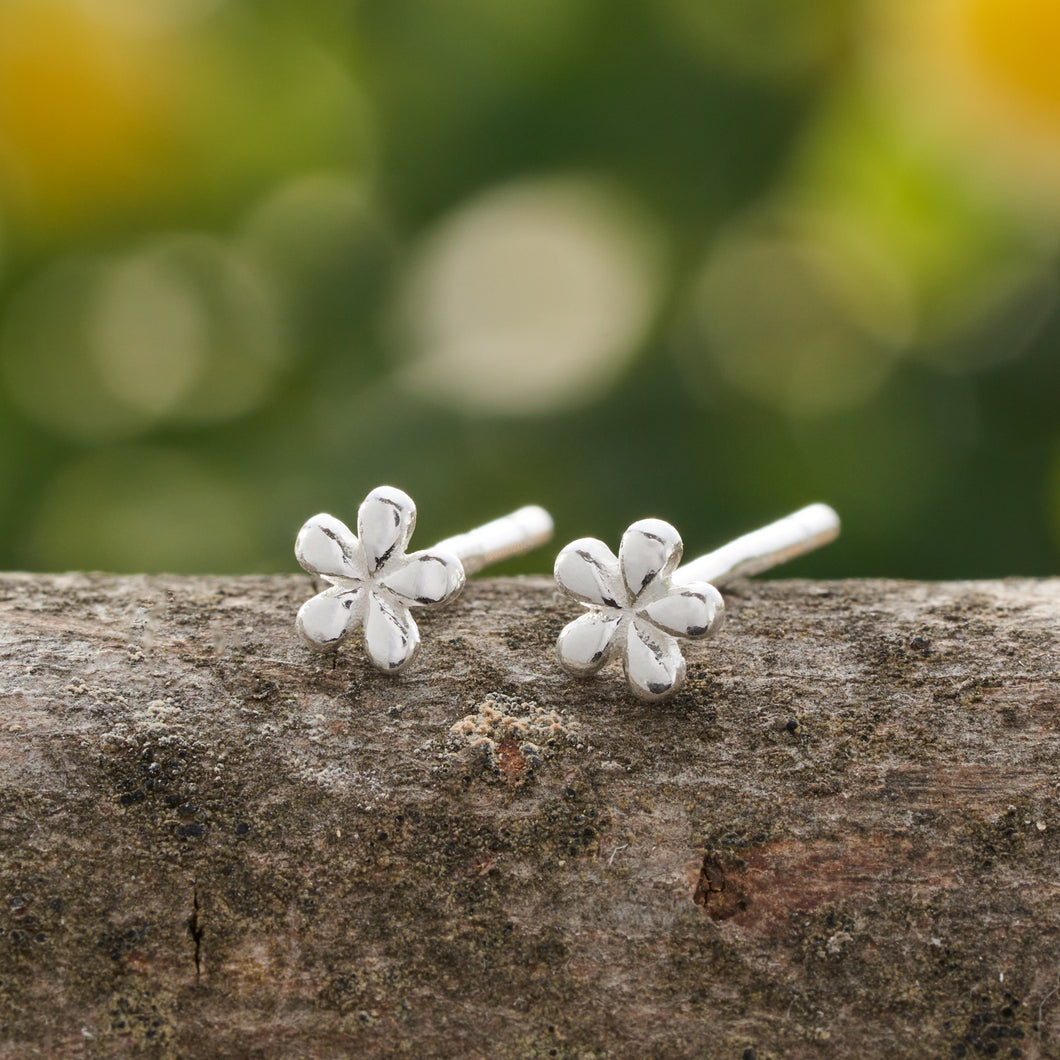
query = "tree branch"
xmin=1 ymin=574 xmax=1058 ymax=1058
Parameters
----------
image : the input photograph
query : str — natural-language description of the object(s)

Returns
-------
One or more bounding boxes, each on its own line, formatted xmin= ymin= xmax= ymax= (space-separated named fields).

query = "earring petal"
xmin=641 ymin=582 xmax=724 ymax=639
xmin=619 ymin=518 xmax=683 ymax=602
xmin=624 ymin=618 xmax=686 ymax=702
xmin=295 ymin=514 xmax=366 ymax=580
xmin=363 ymin=592 xmax=420 ymax=672
xmin=296 ymin=587 xmax=364 ymax=650
xmin=556 ymin=611 xmax=621 ymax=676
xmin=358 ymin=485 xmax=417 ymax=573
xmin=381 ymin=549 xmax=465 ymax=607
xmin=554 ymin=537 xmax=625 ymax=608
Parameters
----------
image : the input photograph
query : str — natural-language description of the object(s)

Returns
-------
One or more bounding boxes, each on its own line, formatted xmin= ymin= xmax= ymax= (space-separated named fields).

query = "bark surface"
xmin=1 ymin=573 xmax=1058 ymax=1059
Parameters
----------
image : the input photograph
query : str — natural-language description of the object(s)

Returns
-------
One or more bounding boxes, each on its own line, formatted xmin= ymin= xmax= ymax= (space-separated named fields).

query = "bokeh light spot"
xmin=27 ymin=448 xmax=262 ymax=573
xmin=688 ymin=219 xmax=910 ymax=417
xmin=241 ymin=172 xmax=390 ymax=334
xmin=1 ymin=257 xmax=151 ymax=441
xmin=243 ymin=174 xmax=375 ymax=273
xmin=1 ymin=236 xmax=282 ymax=440
xmin=76 ymin=0 xmax=224 ymax=37
xmin=123 ymin=235 xmax=284 ymax=424
xmin=784 ymin=91 xmax=1057 ymax=359
xmin=91 ymin=254 xmax=207 ymax=416
xmin=396 ymin=177 xmax=663 ymax=414
xmin=661 ymin=0 xmax=845 ymax=80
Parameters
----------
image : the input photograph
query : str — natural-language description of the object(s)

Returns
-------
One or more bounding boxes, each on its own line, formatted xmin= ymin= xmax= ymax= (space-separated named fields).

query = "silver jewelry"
xmin=296 ymin=485 xmax=552 ymax=672
xmin=553 ymin=504 xmax=840 ymax=702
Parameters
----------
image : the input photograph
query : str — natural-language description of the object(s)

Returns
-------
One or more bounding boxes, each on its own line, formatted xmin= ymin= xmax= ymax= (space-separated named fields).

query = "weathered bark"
xmin=0 ymin=573 xmax=1058 ymax=1059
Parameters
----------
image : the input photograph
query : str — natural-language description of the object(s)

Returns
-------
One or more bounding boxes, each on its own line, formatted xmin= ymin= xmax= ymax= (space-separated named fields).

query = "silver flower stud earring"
xmin=296 ymin=485 xmax=552 ymax=672
xmin=553 ymin=504 xmax=840 ymax=702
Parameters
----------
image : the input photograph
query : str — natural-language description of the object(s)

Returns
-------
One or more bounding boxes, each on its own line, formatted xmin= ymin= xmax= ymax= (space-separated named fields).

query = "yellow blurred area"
xmin=876 ymin=0 xmax=1060 ymax=214
xmin=963 ymin=0 xmax=1060 ymax=127
xmin=0 ymin=1 xmax=185 ymax=229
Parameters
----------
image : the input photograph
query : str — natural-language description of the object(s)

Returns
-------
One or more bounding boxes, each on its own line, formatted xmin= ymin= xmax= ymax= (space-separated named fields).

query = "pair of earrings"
xmin=294 ymin=486 xmax=839 ymax=702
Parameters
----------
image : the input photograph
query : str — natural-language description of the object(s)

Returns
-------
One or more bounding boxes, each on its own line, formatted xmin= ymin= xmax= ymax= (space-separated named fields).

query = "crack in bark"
xmin=188 ymin=884 xmax=203 ymax=978
xmin=693 ymin=853 xmax=748 ymax=921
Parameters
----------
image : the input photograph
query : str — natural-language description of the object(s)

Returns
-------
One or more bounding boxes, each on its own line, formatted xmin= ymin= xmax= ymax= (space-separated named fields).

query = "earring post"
xmin=433 ymin=505 xmax=554 ymax=576
xmin=674 ymin=503 xmax=840 ymax=588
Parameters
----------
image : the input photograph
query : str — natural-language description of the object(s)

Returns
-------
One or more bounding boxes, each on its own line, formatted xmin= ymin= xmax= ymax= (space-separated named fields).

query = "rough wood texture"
xmin=1 ymin=573 xmax=1058 ymax=1059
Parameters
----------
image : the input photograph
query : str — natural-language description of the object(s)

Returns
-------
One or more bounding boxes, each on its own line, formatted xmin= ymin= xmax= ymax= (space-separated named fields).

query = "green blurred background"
xmin=0 ymin=0 xmax=1057 ymax=578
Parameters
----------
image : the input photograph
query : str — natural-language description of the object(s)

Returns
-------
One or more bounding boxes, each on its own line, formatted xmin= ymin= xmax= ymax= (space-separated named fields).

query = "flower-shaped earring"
xmin=554 ymin=504 xmax=839 ymax=701
xmin=296 ymin=486 xmax=552 ymax=673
